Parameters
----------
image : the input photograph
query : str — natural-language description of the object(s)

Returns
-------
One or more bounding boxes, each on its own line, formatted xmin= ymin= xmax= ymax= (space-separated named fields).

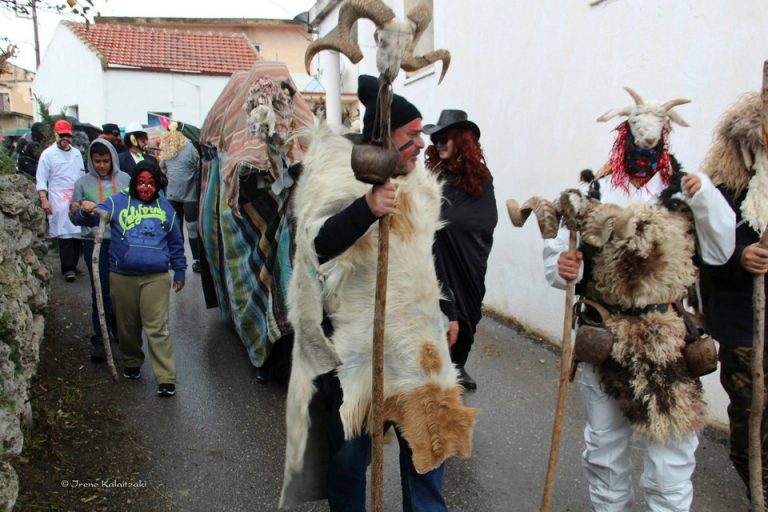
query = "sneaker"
xmin=123 ymin=367 xmax=141 ymax=379
xmin=64 ymin=271 xmax=76 ymax=282
xmin=90 ymin=343 xmax=106 ymax=363
xmin=192 ymin=260 xmax=201 ymax=273
xmin=157 ymin=383 xmax=176 ymax=397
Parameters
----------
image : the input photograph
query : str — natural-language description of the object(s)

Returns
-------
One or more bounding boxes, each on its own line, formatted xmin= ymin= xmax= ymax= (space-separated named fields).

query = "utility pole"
xmin=31 ymin=0 xmax=40 ymax=69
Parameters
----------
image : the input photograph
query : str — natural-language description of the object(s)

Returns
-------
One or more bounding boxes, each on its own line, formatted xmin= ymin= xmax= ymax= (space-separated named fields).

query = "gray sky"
xmin=3 ymin=0 xmax=316 ymax=71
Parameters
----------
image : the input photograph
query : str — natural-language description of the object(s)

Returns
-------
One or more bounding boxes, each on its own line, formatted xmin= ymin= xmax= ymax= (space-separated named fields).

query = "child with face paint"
xmin=73 ymin=159 xmax=186 ymax=397
xmin=70 ymin=139 xmax=131 ymax=362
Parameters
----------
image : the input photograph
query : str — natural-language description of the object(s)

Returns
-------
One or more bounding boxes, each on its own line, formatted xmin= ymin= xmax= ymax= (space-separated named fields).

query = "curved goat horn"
xmin=401 ymin=3 xmax=450 ymax=83
xmin=401 ymin=50 xmax=451 ymax=84
xmin=662 ymin=98 xmax=691 ymax=111
xmin=596 ymin=105 xmax=633 ymax=123
xmin=667 ymin=108 xmax=690 ymax=127
xmin=611 ymin=209 xmax=637 ymax=240
xmin=304 ymin=0 xmax=396 ymax=74
xmin=581 ymin=203 xmax=624 ymax=247
xmin=624 ymin=86 xmax=644 ymax=107
xmin=507 ymin=197 xmax=560 ymax=239
xmin=406 ymin=2 xmax=432 ymax=41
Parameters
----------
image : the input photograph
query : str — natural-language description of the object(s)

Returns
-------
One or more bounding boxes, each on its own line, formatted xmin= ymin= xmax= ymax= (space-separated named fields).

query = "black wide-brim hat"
xmin=423 ymin=109 xmax=480 ymax=140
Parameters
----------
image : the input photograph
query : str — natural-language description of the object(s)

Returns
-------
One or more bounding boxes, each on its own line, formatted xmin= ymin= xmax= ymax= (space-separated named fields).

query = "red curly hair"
xmin=425 ymin=128 xmax=491 ymax=196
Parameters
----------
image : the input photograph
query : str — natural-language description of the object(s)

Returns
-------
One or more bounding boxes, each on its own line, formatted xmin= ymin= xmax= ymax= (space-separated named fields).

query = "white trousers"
xmin=579 ymin=363 xmax=698 ymax=512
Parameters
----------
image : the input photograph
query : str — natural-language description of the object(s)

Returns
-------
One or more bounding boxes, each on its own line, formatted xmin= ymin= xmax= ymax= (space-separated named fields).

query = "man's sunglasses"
xmin=430 ymin=134 xmax=450 ymax=145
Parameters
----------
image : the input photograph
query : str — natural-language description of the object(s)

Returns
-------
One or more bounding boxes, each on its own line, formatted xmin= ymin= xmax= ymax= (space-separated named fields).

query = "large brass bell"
xmin=351 ymin=144 xmax=399 ymax=185
xmin=683 ymin=335 xmax=718 ymax=377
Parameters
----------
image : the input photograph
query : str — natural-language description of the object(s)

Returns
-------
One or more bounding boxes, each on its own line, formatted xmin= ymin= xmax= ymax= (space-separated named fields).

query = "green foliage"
xmin=0 ymin=148 xmax=14 ymax=175
xmin=34 ymin=94 xmax=54 ymax=148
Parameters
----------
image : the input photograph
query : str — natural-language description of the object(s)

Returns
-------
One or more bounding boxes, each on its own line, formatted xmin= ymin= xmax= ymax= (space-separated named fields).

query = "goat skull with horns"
xmin=304 ymin=0 xmax=451 ymax=84
xmin=597 ymin=86 xmax=690 ymax=150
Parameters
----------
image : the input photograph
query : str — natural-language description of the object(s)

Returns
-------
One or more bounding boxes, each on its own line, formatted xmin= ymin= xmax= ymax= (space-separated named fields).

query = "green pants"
xmin=719 ymin=344 xmax=768 ymax=499
xmin=110 ymin=272 xmax=176 ymax=384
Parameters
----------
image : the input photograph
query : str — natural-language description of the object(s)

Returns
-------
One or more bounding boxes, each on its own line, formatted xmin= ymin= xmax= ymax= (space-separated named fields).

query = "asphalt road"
xmin=59 ymin=258 xmax=749 ymax=512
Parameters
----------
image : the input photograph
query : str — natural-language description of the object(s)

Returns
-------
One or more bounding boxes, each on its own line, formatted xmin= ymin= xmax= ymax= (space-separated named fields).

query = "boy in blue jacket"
xmin=74 ymin=159 xmax=186 ymax=397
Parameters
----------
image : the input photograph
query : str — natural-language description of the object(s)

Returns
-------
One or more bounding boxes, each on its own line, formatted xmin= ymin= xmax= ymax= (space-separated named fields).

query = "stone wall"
xmin=0 ymin=174 xmax=49 ymax=510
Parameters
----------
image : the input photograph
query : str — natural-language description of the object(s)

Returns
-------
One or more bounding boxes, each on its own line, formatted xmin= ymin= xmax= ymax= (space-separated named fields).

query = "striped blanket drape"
xmin=199 ymin=61 xmax=314 ymax=367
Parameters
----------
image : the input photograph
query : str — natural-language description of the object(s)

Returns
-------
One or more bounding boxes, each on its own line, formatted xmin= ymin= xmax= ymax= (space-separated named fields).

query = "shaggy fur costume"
xmin=703 ymin=92 xmax=768 ymax=233
xmin=585 ymin=202 xmax=707 ymax=442
xmin=280 ymin=124 xmax=477 ymax=508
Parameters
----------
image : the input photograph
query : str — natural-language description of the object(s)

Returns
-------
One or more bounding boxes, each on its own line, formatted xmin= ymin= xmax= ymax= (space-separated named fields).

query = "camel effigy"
xmin=198 ymin=61 xmax=313 ymax=370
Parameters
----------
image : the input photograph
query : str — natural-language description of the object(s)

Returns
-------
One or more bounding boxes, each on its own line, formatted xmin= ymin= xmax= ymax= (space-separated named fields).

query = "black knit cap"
xmin=358 ymin=75 xmax=421 ymax=143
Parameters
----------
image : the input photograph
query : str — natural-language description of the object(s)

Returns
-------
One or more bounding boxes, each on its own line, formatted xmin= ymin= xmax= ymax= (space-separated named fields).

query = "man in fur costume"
xmin=700 ymin=91 xmax=768 ymax=504
xmin=543 ymin=91 xmax=735 ymax=511
xmin=279 ymin=75 xmax=477 ymax=511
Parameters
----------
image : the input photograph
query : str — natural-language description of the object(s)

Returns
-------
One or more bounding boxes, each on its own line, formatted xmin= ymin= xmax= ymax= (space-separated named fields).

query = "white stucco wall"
xmin=102 ymin=71 xmax=229 ymax=127
xmin=32 ymin=23 xmax=106 ymax=123
xmin=319 ymin=0 xmax=768 ymax=426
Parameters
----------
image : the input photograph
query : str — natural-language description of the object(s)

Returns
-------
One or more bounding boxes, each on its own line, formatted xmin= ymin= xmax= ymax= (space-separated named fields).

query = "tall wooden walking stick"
xmin=748 ymin=59 xmax=768 ymax=511
xmin=507 ymin=192 xmax=584 ymax=512
xmin=540 ymin=229 xmax=577 ymax=512
xmin=93 ymin=208 xmax=118 ymax=381
xmin=304 ymin=2 xmax=451 ymax=510
xmin=357 ymin=78 xmax=397 ymax=512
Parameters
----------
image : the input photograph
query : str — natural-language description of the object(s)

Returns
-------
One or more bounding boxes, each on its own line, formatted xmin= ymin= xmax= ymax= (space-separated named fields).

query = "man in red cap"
xmin=36 ymin=119 xmax=85 ymax=281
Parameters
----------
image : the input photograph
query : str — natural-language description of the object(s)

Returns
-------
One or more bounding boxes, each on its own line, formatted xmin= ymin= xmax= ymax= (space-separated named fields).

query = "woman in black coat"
xmin=424 ymin=110 xmax=498 ymax=390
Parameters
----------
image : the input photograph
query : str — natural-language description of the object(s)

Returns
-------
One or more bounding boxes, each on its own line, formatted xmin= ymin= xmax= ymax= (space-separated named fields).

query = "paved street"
xmin=57 ymin=257 xmax=748 ymax=511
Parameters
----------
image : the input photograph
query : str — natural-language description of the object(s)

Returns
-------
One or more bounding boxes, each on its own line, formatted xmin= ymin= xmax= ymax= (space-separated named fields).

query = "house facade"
xmin=308 ymin=0 xmax=768 ymax=426
xmin=0 ymin=62 xmax=34 ymax=132
xmin=32 ymin=21 xmax=262 ymax=128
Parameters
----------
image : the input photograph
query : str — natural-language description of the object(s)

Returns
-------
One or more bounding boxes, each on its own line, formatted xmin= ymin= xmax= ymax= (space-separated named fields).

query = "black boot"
xmin=254 ymin=365 xmax=271 ymax=384
xmin=457 ymin=365 xmax=477 ymax=391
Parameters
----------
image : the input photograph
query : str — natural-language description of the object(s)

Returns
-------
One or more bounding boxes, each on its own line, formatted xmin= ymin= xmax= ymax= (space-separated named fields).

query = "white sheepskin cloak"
xmin=280 ymin=125 xmax=477 ymax=509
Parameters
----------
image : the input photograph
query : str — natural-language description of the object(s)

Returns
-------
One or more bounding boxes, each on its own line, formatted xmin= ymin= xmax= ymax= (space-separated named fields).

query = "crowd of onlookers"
xmin=2 ymin=119 xmax=201 ymax=398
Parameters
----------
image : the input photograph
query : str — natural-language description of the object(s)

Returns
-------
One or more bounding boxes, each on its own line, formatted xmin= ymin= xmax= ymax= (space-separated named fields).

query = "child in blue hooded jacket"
xmin=74 ymin=158 xmax=186 ymax=397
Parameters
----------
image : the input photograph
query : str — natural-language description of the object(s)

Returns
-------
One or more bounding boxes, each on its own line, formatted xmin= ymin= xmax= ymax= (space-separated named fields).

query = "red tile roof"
xmin=64 ymin=21 xmax=260 ymax=75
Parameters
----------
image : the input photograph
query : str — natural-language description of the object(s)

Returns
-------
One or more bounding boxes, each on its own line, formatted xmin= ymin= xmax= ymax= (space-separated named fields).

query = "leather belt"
xmin=602 ymin=303 xmax=670 ymax=317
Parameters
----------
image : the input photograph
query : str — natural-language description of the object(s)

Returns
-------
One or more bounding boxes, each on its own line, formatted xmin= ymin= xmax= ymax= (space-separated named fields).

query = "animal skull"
xmin=304 ymin=0 xmax=451 ymax=84
xmin=597 ymin=87 xmax=690 ymax=149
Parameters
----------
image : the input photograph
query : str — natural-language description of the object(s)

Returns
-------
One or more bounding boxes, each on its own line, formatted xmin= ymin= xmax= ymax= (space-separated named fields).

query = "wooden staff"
xmin=749 ymin=59 xmax=768 ymax=511
xmin=93 ymin=208 xmax=118 ymax=381
xmin=540 ymin=229 xmax=577 ymax=512
xmin=370 ymin=77 xmax=394 ymax=512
